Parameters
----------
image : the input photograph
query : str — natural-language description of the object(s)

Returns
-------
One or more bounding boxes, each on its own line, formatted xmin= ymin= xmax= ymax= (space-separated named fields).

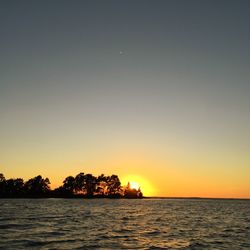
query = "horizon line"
xmin=144 ymin=196 xmax=250 ymax=200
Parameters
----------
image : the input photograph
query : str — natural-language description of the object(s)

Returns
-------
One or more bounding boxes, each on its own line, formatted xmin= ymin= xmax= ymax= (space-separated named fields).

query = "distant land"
xmin=0 ymin=173 xmax=143 ymax=199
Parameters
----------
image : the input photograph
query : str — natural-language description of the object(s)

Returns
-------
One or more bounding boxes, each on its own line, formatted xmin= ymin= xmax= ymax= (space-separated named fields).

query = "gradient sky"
xmin=1 ymin=0 xmax=249 ymax=198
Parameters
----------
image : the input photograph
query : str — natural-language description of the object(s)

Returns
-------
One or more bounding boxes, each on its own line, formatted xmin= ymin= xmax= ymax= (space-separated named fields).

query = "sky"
xmin=0 ymin=0 xmax=249 ymax=198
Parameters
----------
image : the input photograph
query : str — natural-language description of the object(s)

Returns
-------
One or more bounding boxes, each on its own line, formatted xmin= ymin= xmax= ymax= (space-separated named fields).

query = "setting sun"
xmin=129 ymin=181 xmax=140 ymax=190
xmin=121 ymin=175 xmax=155 ymax=197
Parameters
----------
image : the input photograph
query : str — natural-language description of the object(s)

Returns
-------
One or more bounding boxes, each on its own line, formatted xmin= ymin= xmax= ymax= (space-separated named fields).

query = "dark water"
xmin=0 ymin=199 xmax=249 ymax=249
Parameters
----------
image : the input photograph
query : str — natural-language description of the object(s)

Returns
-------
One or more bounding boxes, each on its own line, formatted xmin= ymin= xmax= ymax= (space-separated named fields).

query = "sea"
xmin=0 ymin=198 xmax=249 ymax=249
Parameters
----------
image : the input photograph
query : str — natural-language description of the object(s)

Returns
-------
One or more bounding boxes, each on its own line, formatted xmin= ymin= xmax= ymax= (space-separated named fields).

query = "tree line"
xmin=0 ymin=173 xmax=143 ymax=199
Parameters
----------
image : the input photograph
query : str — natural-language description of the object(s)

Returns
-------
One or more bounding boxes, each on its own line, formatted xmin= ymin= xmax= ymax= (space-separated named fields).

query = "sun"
xmin=129 ymin=181 xmax=140 ymax=190
xmin=121 ymin=175 xmax=155 ymax=196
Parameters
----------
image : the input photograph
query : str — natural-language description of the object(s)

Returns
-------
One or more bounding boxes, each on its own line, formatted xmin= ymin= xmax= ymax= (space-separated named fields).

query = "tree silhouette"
xmin=0 ymin=172 xmax=143 ymax=198
xmin=106 ymin=175 xmax=122 ymax=197
xmin=96 ymin=174 xmax=108 ymax=196
xmin=0 ymin=173 xmax=5 ymax=182
xmin=74 ymin=172 xmax=85 ymax=194
xmin=0 ymin=174 xmax=25 ymax=197
xmin=84 ymin=174 xmax=97 ymax=197
xmin=6 ymin=178 xmax=24 ymax=196
xmin=62 ymin=176 xmax=75 ymax=195
xmin=24 ymin=175 xmax=50 ymax=196
xmin=0 ymin=174 xmax=6 ymax=197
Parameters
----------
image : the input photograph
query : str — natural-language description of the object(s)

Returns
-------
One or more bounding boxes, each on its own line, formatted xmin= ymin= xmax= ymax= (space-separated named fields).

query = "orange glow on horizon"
xmin=120 ymin=175 xmax=156 ymax=197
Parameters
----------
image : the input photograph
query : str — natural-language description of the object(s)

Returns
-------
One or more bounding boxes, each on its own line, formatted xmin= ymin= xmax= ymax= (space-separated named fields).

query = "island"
xmin=0 ymin=173 xmax=143 ymax=199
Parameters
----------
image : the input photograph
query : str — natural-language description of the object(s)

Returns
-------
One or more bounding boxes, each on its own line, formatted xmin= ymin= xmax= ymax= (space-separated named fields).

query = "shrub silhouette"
xmin=124 ymin=182 xmax=143 ymax=198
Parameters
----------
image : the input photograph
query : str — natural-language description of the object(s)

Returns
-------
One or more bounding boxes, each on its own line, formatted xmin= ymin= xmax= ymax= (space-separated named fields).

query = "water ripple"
xmin=0 ymin=199 xmax=249 ymax=249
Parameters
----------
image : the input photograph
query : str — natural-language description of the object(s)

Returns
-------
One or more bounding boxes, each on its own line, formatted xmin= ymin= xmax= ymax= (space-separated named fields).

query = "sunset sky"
xmin=0 ymin=1 xmax=249 ymax=198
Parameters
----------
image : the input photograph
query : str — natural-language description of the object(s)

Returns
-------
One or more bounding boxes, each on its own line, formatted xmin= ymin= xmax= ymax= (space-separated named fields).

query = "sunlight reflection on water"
xmin=0 ymin=199 xmax=249 ymax=249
